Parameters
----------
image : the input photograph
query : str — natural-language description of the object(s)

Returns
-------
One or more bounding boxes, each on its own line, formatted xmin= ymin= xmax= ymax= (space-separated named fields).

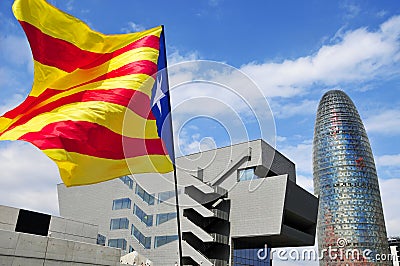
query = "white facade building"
xmin=58 ymin=139 xmax=318 ymax=265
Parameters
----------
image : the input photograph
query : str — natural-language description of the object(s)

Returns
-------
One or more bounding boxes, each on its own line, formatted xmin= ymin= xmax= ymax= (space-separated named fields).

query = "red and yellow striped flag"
xmin=0 ymin=0 xmax=174 ymax=186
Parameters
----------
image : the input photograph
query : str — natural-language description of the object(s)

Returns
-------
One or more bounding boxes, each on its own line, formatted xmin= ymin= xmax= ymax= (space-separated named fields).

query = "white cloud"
xmin=121 ymin=21 xmax=146 ymax=33
xmin=376 ymin=154 xmax=400 ymax=167
xmin=340 ymin=2 xmax=361 ymax=19
xmin=0 ymin=32 xmax=33 ymax=92
xmin=168 ymin=49 xmax=200 ymax=65
xmin=0 ymin=35 xmax=32 ymax=67
xmin=0 ymin=68 xmax=19 ymax=91
xmin=240 ymin=15 xmax=400 ymax=98
xmin=296 ymin=174 xmax=314 ymax=194
xmin=272 ymin=100 xmax=318 ymax=118
xmin=176 ymin=124 xmax=218 ymax=156
xmin=364 ymin=109 xmax=400 ymax=135
xmin=377 ymin=10 xmax=388 ymax=18
xmin=276 ymin=136 xmax=287 ymax=142
xmin=167 ymin=60 xmax=276 ymax=148
xmin=376 ymin=153 xmax=400 ymax=179
xmin=380 ymin=178 xmax=400 ymax=236
xmin=279 ymin=140 xmax=313 ymax=175
xmin=0 ymin=93 xmax=24 ymax=116
xmin=66 ymin=0 xmax=74 ymax=11
xmin=177 ymin=129 xmax=202 ymax=155
xmin=208 ymin=0 xmax=222 ymax=7
xmin=0 ymin=142 xmax=60 ymax=215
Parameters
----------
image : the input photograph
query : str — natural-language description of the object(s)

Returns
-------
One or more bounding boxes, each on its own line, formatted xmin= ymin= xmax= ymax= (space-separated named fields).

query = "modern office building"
xmin=313 ymin=90 xmax=390 ymax=265
xmin=58 ymin=139 xmax=318 ymax=266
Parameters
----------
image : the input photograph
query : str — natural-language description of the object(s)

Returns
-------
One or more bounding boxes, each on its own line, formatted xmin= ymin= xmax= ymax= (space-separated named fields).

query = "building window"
xmin=158 ymin=189 xmax=182 ymax=203
xmin=133 ymin=204 xmax=153 ymax=227
xmin=135 ymin=185 xmax=155 ymax=205
xmin=129 ymin=245 xmax=135 ymax=253
xmin=131 ymin=225 xmax=151 ymax=249
xmin=108 ymin=238 xmax=127 ymax=250
xmin=154 ymin=235 xmax=178 ymax=248
xmin=120 ymin=175 xmax=134 ymax=189
xmin=97 ymin=234 xmax=106 ymax=246
xmin=158 ymin=190 xmax=175 ymax=203
xmin=156 ymin=212 xmax=177 ymax=226
xmin=238 ymin=167 xmax=258 ymax=181
xmin=112 ymin=198 xmax=131 ymax=210
xmin=110 ymin=218 xmax=129 ymax=230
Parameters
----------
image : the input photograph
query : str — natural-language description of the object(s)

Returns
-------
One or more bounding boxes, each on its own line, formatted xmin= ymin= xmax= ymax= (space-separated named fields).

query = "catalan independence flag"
xmin=0 ymin=0 xmax=174 ymax=186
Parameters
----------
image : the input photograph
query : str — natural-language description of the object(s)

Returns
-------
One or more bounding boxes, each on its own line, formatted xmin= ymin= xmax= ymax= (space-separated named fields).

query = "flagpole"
xmin=160 ymin=25 xmax=184 ymax=266
xmin=172 ymin=154 xmax=184 ymax=266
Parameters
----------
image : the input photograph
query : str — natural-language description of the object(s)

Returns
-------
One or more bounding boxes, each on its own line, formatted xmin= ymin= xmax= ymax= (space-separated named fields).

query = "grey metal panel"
xmin=230 ymin=176 xmax=317 ymax=248
xmin=230 ymin=175 xmax=287 ymax=238
xmin=260 ymin=140 xmax=296 ymax=182
xmin=284 ymin=180 xmax=318 ymax=226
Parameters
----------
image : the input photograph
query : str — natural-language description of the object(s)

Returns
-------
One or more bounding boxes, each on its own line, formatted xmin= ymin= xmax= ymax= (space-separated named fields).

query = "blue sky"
xmin=0 ymin=0 xmax=400 ymax=263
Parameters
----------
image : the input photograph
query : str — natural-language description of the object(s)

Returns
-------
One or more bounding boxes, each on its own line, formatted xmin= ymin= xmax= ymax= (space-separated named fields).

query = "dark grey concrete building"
xmin=58 ymin=139 xmax=318 ymax=265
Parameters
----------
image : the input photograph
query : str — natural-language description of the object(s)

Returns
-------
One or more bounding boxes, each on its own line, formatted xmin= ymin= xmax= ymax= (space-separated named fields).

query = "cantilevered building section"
xmin=313 ymin=90 xmax=390 ymax=265
xmin=58 ymin=139 xmax=318 ymax=266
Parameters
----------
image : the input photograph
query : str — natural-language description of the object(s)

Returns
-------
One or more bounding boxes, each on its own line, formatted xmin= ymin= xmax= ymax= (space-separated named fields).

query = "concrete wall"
xmin=0 ymin=205 xmax=19 ymax=232
xmin=229 ymin=175 xmax=287 ymax=238
xmin=0 ymin=229 xmax=121 ymax=266
xmin=49 ymin=216 xmax=98 ymax=244
xmin=0 ymin=205 xmax=98 ymax=244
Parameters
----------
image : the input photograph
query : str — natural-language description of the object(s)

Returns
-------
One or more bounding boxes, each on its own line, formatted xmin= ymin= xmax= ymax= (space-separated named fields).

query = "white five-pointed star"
xmin=152 ymin=75 xmax=166 ymax=114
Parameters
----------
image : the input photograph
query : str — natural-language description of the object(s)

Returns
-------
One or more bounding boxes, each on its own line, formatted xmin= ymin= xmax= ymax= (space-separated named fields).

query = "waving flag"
xmin=0 ymin=0 xmax=174 ymax=186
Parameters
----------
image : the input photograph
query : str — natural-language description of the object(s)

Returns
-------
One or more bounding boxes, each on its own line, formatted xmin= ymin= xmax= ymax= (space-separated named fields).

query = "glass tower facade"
xmin=313 ymin=90 xmax=390 ymax=265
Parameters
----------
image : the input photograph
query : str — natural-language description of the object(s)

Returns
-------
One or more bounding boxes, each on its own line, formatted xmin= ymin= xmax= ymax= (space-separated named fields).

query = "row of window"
xmin=107 ymin=234 xmax=179 ymax=251
xmin=109 ymin=212 xmax=177 ymax=229
xmin=132 ymin=225 xmax=151 ymax=249
xmin=135 ymin=185 xmax=155 ymax=205
xmin=108 ymin=238 xmax=134 ymax=252
xmin=156 ymin=212 xmax=177 ymax=225
xmin=314 ymin=144 xmax=370 ymax=154
xmin=120 ymin=175 xmax=134 ymax=189
xmin=134 ymin=204 xmax=153 ymax=227
xmin=316 ymin=154 xmax=373 ymax=164
xmin=154 ymin=235 xmax=178 ymax=248
xmin=316 ymin=114 xmax=362 ymax=125
xmin=108 ymin=238 xmax=127 ymax=250
xmin=326 ymin=204 xmax=380 ymax=213
xmin=118 ymin=176 xmax=183 ymax=206
xmin=110 ymin=218 xmax=129 ymax=230
xmin=157 ymin=190 xmax=176 ymax=203
xmin=112 ymin=198 xmax=131 ymax=210
xmin=316 ymin=167 xmax=375 ymax=177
